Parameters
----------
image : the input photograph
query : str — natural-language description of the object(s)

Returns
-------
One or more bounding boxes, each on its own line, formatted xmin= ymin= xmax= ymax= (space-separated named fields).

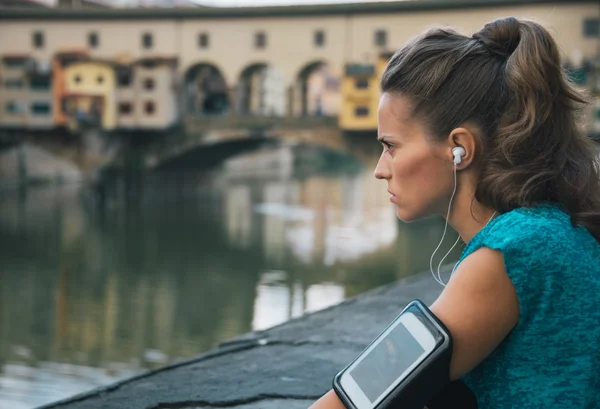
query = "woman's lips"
xmin=388 ymin=190 xmax=397 ymax=203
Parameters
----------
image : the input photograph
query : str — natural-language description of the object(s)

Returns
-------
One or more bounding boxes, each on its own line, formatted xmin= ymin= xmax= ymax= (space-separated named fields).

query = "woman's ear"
xmin=447 ymin=125 xmax=479 ymax=169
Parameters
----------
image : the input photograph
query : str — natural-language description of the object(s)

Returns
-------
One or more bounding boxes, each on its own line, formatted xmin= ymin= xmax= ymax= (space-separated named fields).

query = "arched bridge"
xmin=146 ymin=115 xmax=345 ymax=171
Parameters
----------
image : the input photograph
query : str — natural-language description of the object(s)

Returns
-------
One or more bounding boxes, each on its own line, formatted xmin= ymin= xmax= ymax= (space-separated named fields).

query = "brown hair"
xmin=381 ymin=17 xmax=600 ymax=243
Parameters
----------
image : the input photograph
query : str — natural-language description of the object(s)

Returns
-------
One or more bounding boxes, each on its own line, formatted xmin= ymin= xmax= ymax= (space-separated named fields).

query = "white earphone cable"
xmin=437 ymin=233 xmax=462 ymax=287
xmin=429 ymin=156 xmax=497 ymax=287
xmin=429 ymin=162 xmax=459 ymax=286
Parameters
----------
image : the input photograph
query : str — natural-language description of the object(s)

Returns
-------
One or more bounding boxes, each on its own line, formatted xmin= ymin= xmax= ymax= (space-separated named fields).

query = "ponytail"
xmin=475 ymin=17 xmax=600 ymax=241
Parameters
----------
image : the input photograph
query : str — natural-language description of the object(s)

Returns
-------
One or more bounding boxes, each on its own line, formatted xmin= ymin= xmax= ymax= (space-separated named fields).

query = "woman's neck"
xmin=448 ymin=194 xmax=497 ymax=244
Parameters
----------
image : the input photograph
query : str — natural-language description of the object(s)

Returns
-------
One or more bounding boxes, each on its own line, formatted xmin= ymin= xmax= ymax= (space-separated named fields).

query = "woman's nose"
xmin=374 ymin=156 xmax=391 ymax=180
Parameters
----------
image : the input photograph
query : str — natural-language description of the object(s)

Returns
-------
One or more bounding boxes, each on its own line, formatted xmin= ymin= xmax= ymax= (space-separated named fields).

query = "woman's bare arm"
xmin=308 ymin=247 xmax=519 ymax=408
xmin=430 ymin=247 xmax=519 ymax=380
xmin=308 ymin=390 xmax=346 ymax=409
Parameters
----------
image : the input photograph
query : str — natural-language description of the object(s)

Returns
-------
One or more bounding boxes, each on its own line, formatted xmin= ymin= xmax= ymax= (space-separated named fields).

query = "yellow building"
xmin=62 ymin=60 xmax=116 ymax=130
xmin=339 ymin=54 xmax=390 ymax=132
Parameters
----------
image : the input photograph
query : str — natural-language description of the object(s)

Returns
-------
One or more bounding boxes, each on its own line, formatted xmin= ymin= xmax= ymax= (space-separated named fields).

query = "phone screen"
xmin=349 ymin=322 xmax=426 ymax=403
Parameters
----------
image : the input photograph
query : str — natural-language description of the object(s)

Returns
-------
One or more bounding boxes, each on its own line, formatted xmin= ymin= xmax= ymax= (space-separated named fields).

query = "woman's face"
xmin=374 ymin=93 xmax=454 ymax=222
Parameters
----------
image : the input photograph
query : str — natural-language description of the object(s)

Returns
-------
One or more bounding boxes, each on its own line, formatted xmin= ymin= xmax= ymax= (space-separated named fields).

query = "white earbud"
xmin=452 ymin=147 xmax=466 ymax=165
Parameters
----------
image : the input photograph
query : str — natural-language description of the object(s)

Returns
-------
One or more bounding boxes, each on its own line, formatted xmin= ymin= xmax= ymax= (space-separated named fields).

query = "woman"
xmin=310 ymin=16 xmax=600 ymax=408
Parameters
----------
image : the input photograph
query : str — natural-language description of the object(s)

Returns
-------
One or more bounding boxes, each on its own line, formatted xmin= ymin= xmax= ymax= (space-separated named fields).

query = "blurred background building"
xmin=0 ymin=0 xmax=598 ymax=135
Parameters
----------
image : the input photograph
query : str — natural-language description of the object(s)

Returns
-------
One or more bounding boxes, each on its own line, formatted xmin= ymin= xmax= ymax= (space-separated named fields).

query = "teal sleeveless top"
xmin=457 ymin=203 xmax=600 ymax=408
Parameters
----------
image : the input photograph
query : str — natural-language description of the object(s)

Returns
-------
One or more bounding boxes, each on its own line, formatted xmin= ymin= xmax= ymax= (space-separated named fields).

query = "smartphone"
xmin=336 ymin=311 xmax=438 ymax=409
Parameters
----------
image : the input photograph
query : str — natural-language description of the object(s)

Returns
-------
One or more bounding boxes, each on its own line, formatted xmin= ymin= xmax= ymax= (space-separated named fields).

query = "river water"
xmin=0 ymin=144 xmax=462 ymax=408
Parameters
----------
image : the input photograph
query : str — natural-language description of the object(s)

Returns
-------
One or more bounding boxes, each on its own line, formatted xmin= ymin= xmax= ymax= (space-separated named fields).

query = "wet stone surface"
xmin=39 ymin=271 xmax=446 ymax=409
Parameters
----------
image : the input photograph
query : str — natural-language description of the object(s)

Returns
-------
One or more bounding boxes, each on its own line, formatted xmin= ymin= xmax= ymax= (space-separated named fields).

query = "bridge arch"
xmin=294 ymin=60 xmax=340 ymax=117
xmin=183 ymin=62 xmax=230 ymax=115
xmin=236 ymin=62 xmax=286 ymax=117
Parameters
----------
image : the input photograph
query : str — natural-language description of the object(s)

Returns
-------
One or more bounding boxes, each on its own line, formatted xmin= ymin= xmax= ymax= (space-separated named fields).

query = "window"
xmin=142 ymin=32 xmax=153 ymax=49
xmin=198 ymin=32 xmax=209 ymax=49
xmin=355 ymin=78 xmax=369 ymax=89
xmin=88 ymin=32 xmax=99 ymax=48
xmin=314 ymin=30 xmax=325 ymax=47
xmin=30 ymin=75 xmax=51 ymax=90
xmin=117 ymin=70 xmax=132 ymax=87
xmin=4 ymin=79 xmax=25 ymax=89
xmin=355 ymin=106 xmax=369 ymax=117
xmin=375 ymin=29 xmax=387 ymax=47
xmin=345 ymin=64 xmax=375 ymax=77
xmin=33 ymin=31 xmax=44 ymax=49
xmin=118 ymin=102 xmax=133 ymax=115
xmin=140 ymin=60 xmax=157 ymax=69
xmin=97 ymin=75 xmax=104 ymax=85
xmin=6 ymin=101 xmax=24 ymax=114
xmin=144 ymin=101 xmax=156 ymax=115
xmin=3 ymin=58 xmax=27 ymax=68
xmin=255 ymin=32 xmax=266 ymax=49
xmin=31 ymin=102 xmax=51 ymax=115
xmin=143 ymin=78 xmax=155 ymax=90
xmin=583 ymin=18 xmax=599 ymax=37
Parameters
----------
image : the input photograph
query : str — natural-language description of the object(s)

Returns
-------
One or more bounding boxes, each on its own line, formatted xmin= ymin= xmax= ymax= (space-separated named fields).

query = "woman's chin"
xmin=395 ymin=206 xmax=423 ymax=223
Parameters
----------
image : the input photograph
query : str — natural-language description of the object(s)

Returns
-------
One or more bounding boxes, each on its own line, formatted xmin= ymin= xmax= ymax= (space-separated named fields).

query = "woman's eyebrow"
xmin=377 ymin=134 xmax=395 ymax=142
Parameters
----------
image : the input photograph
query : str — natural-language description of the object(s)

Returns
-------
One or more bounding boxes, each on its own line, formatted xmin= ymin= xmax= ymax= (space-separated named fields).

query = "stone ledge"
xmin=39 ymin=270 xmax=447 ymax=409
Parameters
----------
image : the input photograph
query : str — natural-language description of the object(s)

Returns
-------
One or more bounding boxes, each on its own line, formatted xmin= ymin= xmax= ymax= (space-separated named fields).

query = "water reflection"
xmin=0 ymin=147 xmax=461 ymax=408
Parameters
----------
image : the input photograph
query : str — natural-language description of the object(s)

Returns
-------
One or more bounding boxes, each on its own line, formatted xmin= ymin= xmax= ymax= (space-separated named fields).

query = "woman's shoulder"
xmin=461 ymin=202 xmax=592 ymax=268
xmin=479 ymin=203 xmax=572 ymax=247
xmin=462 ymin=202 xmax=599 ymax=264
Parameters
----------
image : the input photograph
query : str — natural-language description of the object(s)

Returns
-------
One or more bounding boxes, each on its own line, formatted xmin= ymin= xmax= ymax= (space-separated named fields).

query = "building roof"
xmin=109 ymin=55 xmax=178 ymax=67
xmin=61 ymin=56 xmax=119 ymax=67
xmin=0 ymin=0 xmax=596 ymax=20
xmin=55 ymin=48 xmax=90 ymax=56
xmin=133 ymin=56 xmax=178 ymax=64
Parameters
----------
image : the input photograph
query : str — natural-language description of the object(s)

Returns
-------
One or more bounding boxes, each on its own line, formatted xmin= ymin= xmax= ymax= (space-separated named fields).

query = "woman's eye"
xmin=382 ymin=142 xmax=394 ymax=153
